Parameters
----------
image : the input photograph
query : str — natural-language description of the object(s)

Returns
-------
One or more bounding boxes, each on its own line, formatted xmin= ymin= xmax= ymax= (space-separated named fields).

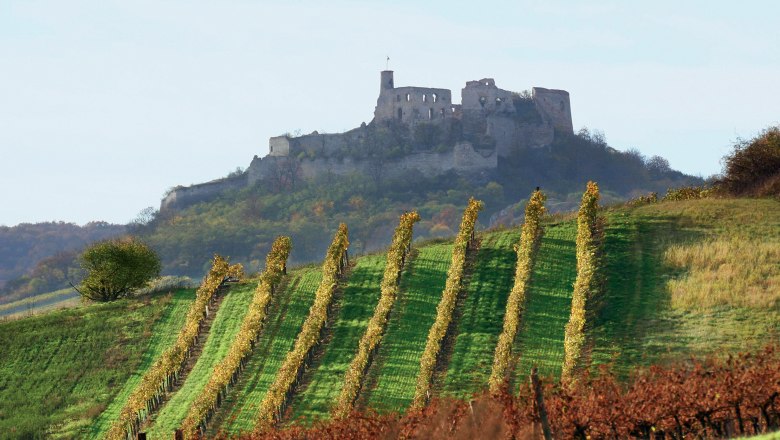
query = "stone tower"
xmin=380 ymin=70 xmax=394 ymax=92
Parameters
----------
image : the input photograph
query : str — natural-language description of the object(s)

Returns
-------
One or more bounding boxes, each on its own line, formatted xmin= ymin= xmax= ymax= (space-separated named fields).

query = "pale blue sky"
xmin=1 ymin=1 xmax=778 ymax=226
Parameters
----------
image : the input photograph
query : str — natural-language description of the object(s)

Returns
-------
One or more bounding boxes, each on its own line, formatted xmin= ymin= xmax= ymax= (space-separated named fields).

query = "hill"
xmin=1 ymin=196 xmax=777 ymax=437
xmin=0 ymin=222 xmax=125 ymax=304
xmin=137 ymin=129 xmax=700 ymax=278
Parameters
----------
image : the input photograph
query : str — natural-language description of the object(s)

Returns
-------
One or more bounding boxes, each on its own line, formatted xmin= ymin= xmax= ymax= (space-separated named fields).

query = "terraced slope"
xmin=360 ymin=242 xmax=453 ymax=413
xmin=513 ymin=222 xmax=578 ymax=382
xmin=441 ymin=229 xmax=519 ymax=397
xmin=287 ymin=255 xmax=386 ymax=423
xmin=211 ymin=268 xmax=321 ymax=435
xmin=89 ymin=289 xmax=195 ymax=438
xmin=0 ymin=291 xmax=183 ymax=438
xmin=146 ymin=283 xmax=255 ymax=437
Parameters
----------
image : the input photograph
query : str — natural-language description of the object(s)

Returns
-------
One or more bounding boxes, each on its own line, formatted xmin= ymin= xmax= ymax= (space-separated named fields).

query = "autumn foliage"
xmin=489 ymin=189 xmax=546 ymax=393
xmin=334 ymin=211 xmax=420 ymax=418
xmin=230 ymin=346 xmax=780 ymax=440
xmin=181 ymin=236 xmax=291 ymax=438
xmin=107 ymin=255 xmax=243 ymax=440
xmin=412 ymin=198 xmax=483 ymax=410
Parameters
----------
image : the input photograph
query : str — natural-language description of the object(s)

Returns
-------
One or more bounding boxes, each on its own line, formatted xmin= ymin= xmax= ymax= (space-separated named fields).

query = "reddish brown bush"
xmin=229 ymin=346 xmax=780 ymax=439
xmin=718 ymin=126 xmax=780 ymax=197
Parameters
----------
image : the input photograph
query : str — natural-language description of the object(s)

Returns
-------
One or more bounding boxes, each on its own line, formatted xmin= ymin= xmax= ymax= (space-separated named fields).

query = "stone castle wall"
xmin=246 ymin=141 xmax=496 ymax=186
xmin=159 ymin=71 xmax=573 ymax=212
xmin=160 ymin=174 xmax=248 ymax=211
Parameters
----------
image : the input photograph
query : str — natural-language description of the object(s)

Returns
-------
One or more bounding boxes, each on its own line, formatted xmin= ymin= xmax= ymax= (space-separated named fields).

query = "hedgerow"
xmin=255 ymin=224 xmax=349 ymax=430
xmin=488 ymin=189 xmax=546 ymax=392
xmin=180 ymin=237 xmax=291 ymax=438
xmin=106 ymin=255 xmax=243 ymax=440
xmin=562 ymin=182 xmax=605 ymax=382
xmin=333 ymin=211 xmax=420 ymax=418
xmin=411 ymin=198 xmax=483 ymax=409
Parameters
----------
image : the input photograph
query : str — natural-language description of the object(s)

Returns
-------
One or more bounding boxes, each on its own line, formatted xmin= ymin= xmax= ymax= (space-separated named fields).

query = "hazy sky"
xmin=1 ymin=1 xmax=778 ymax=226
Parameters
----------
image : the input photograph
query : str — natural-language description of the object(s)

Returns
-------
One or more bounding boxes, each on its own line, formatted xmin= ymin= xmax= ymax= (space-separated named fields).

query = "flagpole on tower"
xmin=386 ymin=56 xmax=390 ymax=70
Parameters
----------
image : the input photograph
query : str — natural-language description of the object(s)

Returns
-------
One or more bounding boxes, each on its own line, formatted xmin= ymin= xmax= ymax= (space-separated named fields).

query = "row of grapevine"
xmin=488 ymin=190 xmax=547 ymax=393
xmin=411 ymin=198 xmax=483 ymax=410
xmin=333 ymin=211 xmax=421 ymax=418
xmin=179 ymin=236 xmax=291 ymax=438
xmin=106 ymin=255 xmax=243 ymax=440
xmin=254 ymin=224 xmax=349 ymax=430
xmin=562 ymin=181 xmax=605 ymax=381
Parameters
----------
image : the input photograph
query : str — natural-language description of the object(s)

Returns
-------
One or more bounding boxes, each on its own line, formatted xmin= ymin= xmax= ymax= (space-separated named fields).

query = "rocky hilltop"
xmin=161 ymin=71 xmax=573 ymax=211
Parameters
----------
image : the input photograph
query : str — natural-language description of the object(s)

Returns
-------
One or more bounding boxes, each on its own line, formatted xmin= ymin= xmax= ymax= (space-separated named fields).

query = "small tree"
xmin=76 ymin=238 xmax=161 ymax=301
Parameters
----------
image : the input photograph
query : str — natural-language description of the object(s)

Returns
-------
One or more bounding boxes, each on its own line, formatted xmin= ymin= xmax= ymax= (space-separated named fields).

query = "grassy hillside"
xmin=89 ymin=289 xmax=195 ymax=438
xmin=212 ymin=268 xmax=321 ymax=435
xmin=146 ymin=283 xmax=255 ymax=436
xmin=2 ymin=197 xmax=778 ymax=438
xmin=286 ymin=254 xmax=386 ymax=423
xmin=0 ymin=289 xmax=192 ymax=438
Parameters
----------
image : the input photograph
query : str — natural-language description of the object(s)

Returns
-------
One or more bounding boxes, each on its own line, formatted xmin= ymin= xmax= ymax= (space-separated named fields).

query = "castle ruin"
xmin=161 ymin=71 xmax=573 ymax=211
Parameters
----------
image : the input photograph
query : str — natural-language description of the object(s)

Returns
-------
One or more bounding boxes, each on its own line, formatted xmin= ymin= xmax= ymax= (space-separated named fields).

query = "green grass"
xmin=591 ymin=199 xmax=780 ymax=372
xmin=212 ymin=268 xmax=321 ymax=435
xmin=287 ymin=254 xmax=386 ymax=424
xmin=513 ymin=222 xmax=578 ymax=382
xmin=362 ymin=243 xmax=453 ymax=413
xmin=88 ymin=288 xmax=195 ymax=438
xmin=147 ymin=283 xmax=256 ymax=437
xmin=442 ymin=229 xmax=519 ymax=398
xmin=0 ymin=291 xmax=180 ymax=438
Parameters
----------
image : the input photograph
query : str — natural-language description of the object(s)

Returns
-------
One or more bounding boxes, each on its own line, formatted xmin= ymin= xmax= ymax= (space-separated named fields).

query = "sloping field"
xmin=146 ymin=283 xmax=256 ymax=437
xmin=212 ymin=267 xmax=321 ymax=435
xmin=89 ymin=289 xmax=195 ymax=438
xmin=3 ymin=198 xmax=778 ymax=437
xmin=287 ymin=254 xmax=386 ymax=423
xmin=0 ymin=290 xmax=186 ymax=438
xmin=441 ymin=229 xmax=519 ymax=398
xmin=512 ymin=222 xmax=578 ymax=382
xmin=361 ymin=242 xmax=453 ymax=413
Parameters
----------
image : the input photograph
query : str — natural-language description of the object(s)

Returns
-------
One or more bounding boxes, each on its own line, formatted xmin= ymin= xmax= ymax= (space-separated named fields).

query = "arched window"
xmin=406 ymin=93 xmax=411 ymax=102
xmin=423 ymin=94 xmax=427 ymax=103
xmin=432 ymin=93 xmax=438 ymax=103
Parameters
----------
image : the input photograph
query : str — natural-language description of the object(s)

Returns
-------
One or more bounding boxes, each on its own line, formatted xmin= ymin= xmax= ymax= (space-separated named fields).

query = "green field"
xmin=513 ymin=222 xmax=578 ymax=382
xmin=212 ymin=268 xmax=321 ymax=435
xmin=441 ymin=229 xmax=519 ymax=397
xmin=362 ymin=242 xmax=453 ymax=412
xmin=287 ymin=254 xmax=386 ymax=423
xmin=89 ymin=289 xmax=195 ymax=438
xmin=0 ymin=291 xmax=184 ymax=438
xmin=146 ymin=283 xmax=256 ymax=437
xmin=3 ymin=198 xmax=779 ymax=437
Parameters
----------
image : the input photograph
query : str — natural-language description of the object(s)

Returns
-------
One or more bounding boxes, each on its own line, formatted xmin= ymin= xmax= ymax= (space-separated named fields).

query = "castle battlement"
xmin=161 ymin=70 xmax=574 ymax=212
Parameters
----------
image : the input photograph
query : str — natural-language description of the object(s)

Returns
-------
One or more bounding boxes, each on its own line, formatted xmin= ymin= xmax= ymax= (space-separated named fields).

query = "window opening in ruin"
xmin=451 ymin=106 xmax=456 ymax=113
xmin=485 ymin=81 xmax=490 ymax=86
xmin=423 ymin=94 xmax=427 ymax=103
xmin=479 ymin=96 xmax=486 ymax=107
xmin=270 ymin=146 xmax=273 ymax=153
xmin=440 ymin=108 xmax=445 ymax=118
xmin=432 ymin=93 xmax=438 ymax=103
xmin=428 ymin=108 xmax=433 ymax=119
xmin=406 ymin=93 xmax=411 ymax=102
xmin=398 ymin=108 xmax=403 ymax=120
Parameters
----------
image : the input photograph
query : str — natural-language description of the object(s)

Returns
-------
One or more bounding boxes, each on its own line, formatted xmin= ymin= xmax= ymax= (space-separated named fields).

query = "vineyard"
xmin=0 ymin=196 xmax=778 ymax=438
